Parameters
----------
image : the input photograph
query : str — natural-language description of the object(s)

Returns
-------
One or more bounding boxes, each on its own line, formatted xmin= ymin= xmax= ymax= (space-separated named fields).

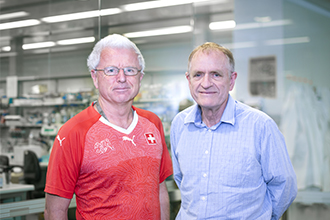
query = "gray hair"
xmin=87 ymin=34 xmax=145 ymax=73
xmin=188 ymin=42 xmax=235 ymax=76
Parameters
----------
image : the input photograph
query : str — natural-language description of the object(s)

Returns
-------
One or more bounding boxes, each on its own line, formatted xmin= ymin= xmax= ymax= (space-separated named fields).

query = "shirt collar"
xmin=184 ymin=94 xmax=236 ymax=128
xmin=221 ymin=94 xmax=235 ymax=126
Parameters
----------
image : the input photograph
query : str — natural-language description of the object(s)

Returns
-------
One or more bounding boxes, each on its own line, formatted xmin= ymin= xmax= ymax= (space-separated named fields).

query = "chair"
xmin=0 ymin=155 xmax=10 ymax=171
xmin=23 ymin=150 xmax=45 ymax=198
xmin=23 ymin=150 xmax=41 ymax=183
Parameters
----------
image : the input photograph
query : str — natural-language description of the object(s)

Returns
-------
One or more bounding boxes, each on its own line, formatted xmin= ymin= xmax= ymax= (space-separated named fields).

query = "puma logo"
xmin=57 ymin=135 xmax=66 ymax=146
xmin=122 ymin=135 xmax=136 ymax=146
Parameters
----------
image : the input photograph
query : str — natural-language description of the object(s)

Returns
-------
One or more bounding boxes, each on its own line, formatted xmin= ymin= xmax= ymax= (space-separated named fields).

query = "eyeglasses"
xmin=94 ymin=66 xmax=141 ymax=76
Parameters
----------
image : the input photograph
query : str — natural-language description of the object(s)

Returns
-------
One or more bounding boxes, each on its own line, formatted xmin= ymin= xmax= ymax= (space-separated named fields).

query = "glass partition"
xmin=1 ymin=0 xmax=330 ymax=218
xmin=0 ymin=0 xmax=235 ymax=170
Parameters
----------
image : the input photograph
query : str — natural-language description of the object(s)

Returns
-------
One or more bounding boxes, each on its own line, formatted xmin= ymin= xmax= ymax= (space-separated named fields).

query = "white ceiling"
xmin=0 ymin=0 xmax=234 ymax=52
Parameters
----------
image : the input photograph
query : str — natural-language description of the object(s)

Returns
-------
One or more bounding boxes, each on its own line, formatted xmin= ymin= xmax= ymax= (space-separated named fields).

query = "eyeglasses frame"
xmin=94 ymin=66 xmax=142 ymax=76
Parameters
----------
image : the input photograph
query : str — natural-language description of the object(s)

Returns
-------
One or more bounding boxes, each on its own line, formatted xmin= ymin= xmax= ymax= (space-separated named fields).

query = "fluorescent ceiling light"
xmin=209 ymin=20 xmax=236 ymax=30
xmin=223 ymin=41 xmax=257 ymax=49
xmin=1 ymin=46 xmax=11 ymax=52
xmin=124 ymin=25 xmax=193 ymax=38
xmin=254 ymin=16 xmax=272 ymax=23
xmin=0 ymin=11 xmax=29 ymax=20
xmin=0 ymin=19 xmax=41 ymax=30
xmin=222 ymin=37 xmax=309 ymax=50
xmin=122 ymin=0 xmax=210 ymax=11
xmin=29 ymin=46 xmax=78 ymax=54
xmin=259 ymin=19 xmax=293 ymax=27
xmin=19 ymin=37 xmax=95 ymax=50
xmin=264 ymin=37 xmax=310 ymax=46
xmin=57 ymin=37 xmax=95 ymax=45
xmin=41 ymin=8 xmax=121 ymax=23
xmin=22 ymin=41 xmax=56 ymax=50
xmin=100 ymin=8 xmax=122 ymax=16
xmin=235 ymin=19 xmax=292 ymax=30
xmin=210 ymin=19 xmax=292 ymax=32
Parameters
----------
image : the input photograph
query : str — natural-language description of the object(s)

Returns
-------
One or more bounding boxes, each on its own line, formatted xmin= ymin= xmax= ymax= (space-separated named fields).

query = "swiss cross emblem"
xmin=145 ymin=133 xmax=156 ymax=145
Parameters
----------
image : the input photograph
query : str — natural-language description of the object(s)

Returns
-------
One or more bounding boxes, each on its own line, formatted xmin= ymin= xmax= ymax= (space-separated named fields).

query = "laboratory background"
xmin=0 ymin=0 xmax=329 ymax=219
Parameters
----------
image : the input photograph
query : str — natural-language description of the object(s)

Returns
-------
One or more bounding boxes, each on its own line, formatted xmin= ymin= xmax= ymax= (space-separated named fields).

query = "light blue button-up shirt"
xmin=170 ymin=95 xmax=297 ymax=220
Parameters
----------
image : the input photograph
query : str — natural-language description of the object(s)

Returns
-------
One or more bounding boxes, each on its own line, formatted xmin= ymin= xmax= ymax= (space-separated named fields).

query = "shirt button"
xmin=208 ymin=129 xmax=212 ymax=132
xmin=203 ymin=173 xmax=207 ymax=177
xmin=205 ymin=150 xmax=209 ymax=154
xmin=201 ymin=196 xmax=206 ymax=201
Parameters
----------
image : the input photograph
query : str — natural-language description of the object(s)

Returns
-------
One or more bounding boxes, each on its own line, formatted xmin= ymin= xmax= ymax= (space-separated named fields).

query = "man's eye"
xmin=103 ymin=68 xmax=117 ymax=75
xmin=126 ymin=68 xmax=134 ymax=73
xmin=193 ymin=73 xmax=202 ymax=77
xmin=212 ymin=72 xmax=223 ymax=78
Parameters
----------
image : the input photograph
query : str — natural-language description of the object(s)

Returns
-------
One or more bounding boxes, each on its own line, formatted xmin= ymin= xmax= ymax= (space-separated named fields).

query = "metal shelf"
xmin=0 ymin=74 xmax=91 ymax=83
xmin=9 ymin=100 xmax=88 ymax=107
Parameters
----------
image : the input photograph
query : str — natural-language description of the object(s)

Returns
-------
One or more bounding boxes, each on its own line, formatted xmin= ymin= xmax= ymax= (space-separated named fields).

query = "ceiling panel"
xmin=0 ymin=0 xmax=234 ymax=53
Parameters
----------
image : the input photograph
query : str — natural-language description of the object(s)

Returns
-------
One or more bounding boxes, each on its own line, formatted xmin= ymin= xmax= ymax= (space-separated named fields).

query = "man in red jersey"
xmin=44 ymin=34 xmax=173 ymax=220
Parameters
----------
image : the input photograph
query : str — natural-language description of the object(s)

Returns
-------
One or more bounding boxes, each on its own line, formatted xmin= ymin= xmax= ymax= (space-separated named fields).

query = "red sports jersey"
xmin=45 ymin=104 xmax=173 ymax=219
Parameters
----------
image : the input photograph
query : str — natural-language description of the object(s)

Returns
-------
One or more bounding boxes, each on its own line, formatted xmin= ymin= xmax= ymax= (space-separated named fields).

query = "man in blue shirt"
xmin=170 ymin=42 xmax=297 ymax=220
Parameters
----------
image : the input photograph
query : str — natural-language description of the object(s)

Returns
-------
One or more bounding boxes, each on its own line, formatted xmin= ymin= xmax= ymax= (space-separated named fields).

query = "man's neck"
xmin=94 ymin=100 xmax=134 ymax=129
xmin=200 ymin=105 xmax=226 ymax=128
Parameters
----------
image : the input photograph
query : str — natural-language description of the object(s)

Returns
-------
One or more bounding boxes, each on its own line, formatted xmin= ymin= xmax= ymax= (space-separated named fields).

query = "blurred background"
xmin=0 ymin=0 xmax=330 ymax=219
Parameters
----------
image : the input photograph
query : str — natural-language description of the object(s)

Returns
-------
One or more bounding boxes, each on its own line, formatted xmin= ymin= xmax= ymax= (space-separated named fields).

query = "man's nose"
xmin=116 ymin=69 xmax=127 ymax=82
xmin=201 ymin=73 xmax=213 ymax=88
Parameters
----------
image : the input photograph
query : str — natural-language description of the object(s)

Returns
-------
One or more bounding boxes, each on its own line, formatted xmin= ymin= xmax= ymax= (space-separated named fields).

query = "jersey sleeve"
xmin=45 ymin=105 xmax=100 ymax=199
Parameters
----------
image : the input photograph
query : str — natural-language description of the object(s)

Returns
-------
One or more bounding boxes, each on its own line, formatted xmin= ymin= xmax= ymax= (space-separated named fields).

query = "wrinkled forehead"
xmin=189 ymin=50 xmax=230 ymax=70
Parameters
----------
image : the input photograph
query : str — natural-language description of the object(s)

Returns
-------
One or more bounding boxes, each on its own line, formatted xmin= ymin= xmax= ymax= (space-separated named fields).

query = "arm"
xmin=170 ymin=119 xmax=182 ymax=188
xmin=159 ymin=181 xmax=170 ymax=220
xmin=44 ymin=193 xmax=71 ymax=220
xmin=261 ymin=120 xmax=297 ymax=219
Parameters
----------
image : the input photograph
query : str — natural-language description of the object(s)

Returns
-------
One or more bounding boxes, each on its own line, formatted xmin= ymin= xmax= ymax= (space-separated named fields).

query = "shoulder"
xmin=171 ymin=105 xmax=196 ymax=136
xmin=59 ymin=105 xmax=100 ymax=135
xmin=234 ymin=100 xmax=280 ymax=134
xmin=235 ymin=100 xmax=274 ymax=123
xmin=133 ymin=106 xmax=163 ymax=128
xmin=172 ymin=104 xmax=196 ymax=124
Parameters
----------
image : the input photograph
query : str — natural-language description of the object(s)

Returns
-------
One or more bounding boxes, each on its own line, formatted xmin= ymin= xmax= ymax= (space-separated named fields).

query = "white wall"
xmin=283 ymin=0 xmax=330 ymax=89
xmin=233 ymin=0 xmax=285 ymax=117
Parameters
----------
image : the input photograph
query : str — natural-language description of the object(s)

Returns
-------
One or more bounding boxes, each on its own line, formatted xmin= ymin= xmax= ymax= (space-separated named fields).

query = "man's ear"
xmin=91 ymin=70 xmax=99 ymax=89
xmin=229 ymin=71 xmax=237 ymax=91
xmin=185 ymin=72 xmax=190 ymax=80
